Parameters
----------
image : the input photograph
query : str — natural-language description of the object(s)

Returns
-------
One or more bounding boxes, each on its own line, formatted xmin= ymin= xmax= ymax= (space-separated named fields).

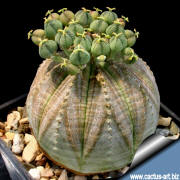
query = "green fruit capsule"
xmin=110 ymin=33 xmax=127 ymax=53
xmin=117 ymin=18 xmax=125 ymax=27
xmin=74 ymin=34 xmax=92 ymax=52
xmin=67 ymin=23 xmax=84 ymax=35
xmin=118 ymin=33 xmax=127 ymax=48
xmin=91 ymin=38 xmax=111 ymax=57
xmin=39 ymin=40 xmax=58 ymax=59
xmin=100 ymin=8 xmax=118 ymax=24
xmin=125 ymin=30 xmax=136 ymax=47
xmin=106 ymin=23 xmax=125 ymax=36
xmin=59 ymin=30 xmax=75 ymax=49
xmin=44 ymin=19 xmax=63 ymax=39
xmin=110 ymin=36 xmax=123 ymax=53
xmin=123 ymin=47 xmax=134 ymax=56
xmin=51 ymin=55 xmax=64 ymax=63
xmin=70 ymin=47 xmax=90 ymax=66
xmin=55 ymin=31 xmax=62 ymax=45
xmin=123 ymin=47 xmax=138 ymax=64
xmin=90 ymin=19 xmax=108 ymax=33
xmin=90 ymin=11 xmax=99 ymax=19
xmin=47 ymin=13 xmax=60 ymax=21
xmin=79 ymin=38 xmax=92 ymax=52
xmin=84 ymin=34 xmax=92 ymax=43
xmin=59 ymin=10 xmax=75 ymax=25
xmin=31 ymin=29 xmax=45 ymax=46
xmin=75 ymin=8 xmax=93 ymax=27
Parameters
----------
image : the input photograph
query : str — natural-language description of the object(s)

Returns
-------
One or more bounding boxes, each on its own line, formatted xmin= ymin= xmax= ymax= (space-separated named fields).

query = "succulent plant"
xmin=26 ymin=7 xmax=160 ymax=175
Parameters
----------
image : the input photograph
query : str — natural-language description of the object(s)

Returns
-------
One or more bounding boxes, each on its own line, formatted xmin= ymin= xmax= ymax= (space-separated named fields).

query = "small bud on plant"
xmin=90 ymin=11 xmax=99 ymax=20
xmin=106 ymin=22 xmax=125 ymax=36
xmin=47 ymin=13 xmax=60 ymax=21
xmin=90 ymin=19 xmax=108 ymax=33
xmin=39 ymin=40 xmax=58 ymax=59
xmin=31 ymin=29 xmax=45 ymax=46
xmin=95 ymin=55 xmax=106 ymax=67
xmin=123 ymin=47 xmax=138 ymax=64
xmin=74 ymin=34 xmax=92 ymax=52
xmin=70 ymin=46 xmax=90 ymax=66
xmin=125 ymin=30 xmax=137 ymax=47
xmin=59 ymin=30 xmax=75 ymax=49
xmin=59 ymin=9 xmax=75 ymax=25
xmin=75 ymin=8 xmax=93 ymax=27
xmin=117 ymin=18 xmax=125 ymax=27
xmin=44 ymin=19 xmax=63 ymax=39
xmin=67 ymin=22 xmax=84 ymax=35
xmin=100 ymin=7 xmax=118 ymax=24
xmin=110 ymin=32 xmax=127 ymax=55
xmin=55 ymin=31 xmax=62 ymax=45
xmin=91 ymin=38 xmax=110 ymax=57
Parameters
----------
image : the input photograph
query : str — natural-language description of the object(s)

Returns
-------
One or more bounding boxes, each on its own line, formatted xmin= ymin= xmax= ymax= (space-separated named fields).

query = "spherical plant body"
xmin=26 ymin=7 xmax=160 ymax=175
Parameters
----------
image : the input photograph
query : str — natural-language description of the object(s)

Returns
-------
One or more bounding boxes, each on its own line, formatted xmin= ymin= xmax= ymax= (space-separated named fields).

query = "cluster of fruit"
xmin=28 ymin=7 xmax=139 ymax=75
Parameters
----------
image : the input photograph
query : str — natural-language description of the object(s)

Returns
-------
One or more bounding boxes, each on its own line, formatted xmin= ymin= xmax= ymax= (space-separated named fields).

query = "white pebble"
xmin=6 ymin=111 xmax=21 ymax=130
xmin=29 ymin=168 xmax=41 ymax=180
xmin=24 ymin=133 xmax=35 ymax=144
xmin=37 ymin=166 xmax=45 ymax=175
xmin=22 ymin=138 xmax=39 ymax=163
xmin=158 ymin=116 xmax=172 ymax=126
xmin=58 ymin=169 xmax=68 ymax=180
xmin=12 ymin=133 xmax=24 ymax=154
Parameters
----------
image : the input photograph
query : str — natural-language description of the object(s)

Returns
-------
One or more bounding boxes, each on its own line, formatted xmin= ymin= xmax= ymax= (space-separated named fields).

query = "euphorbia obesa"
xmin=26 ymin=7 xmax=160 ymax=175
